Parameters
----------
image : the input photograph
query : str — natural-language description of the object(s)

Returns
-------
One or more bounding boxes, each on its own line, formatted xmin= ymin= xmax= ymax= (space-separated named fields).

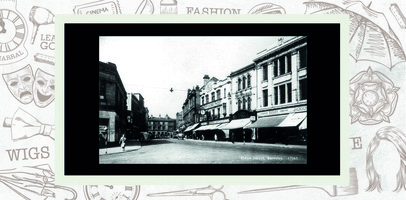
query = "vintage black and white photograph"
xmin=98 ymin=36 xmax=308 ymax=164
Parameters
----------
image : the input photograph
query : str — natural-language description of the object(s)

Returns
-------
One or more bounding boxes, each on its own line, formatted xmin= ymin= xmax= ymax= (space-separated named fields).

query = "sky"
xmin=99 ymin=36 xmax=290 ymax=118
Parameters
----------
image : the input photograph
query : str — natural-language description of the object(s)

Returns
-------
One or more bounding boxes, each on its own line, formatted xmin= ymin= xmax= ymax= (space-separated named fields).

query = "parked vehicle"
xmin=176 ymin=133 xmax=185 ymax=140
xmin=140 ymin=132 xmax=151 ymax=141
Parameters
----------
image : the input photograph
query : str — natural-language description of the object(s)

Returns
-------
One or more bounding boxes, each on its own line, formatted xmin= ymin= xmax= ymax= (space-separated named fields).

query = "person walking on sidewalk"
xmin=119 ymin=134 xmax=126 ymax=151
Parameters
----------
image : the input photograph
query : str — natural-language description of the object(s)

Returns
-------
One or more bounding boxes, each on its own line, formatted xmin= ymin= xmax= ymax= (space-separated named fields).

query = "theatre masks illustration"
xmin=33 ymin=68 xmax=55 ymax=107
xmin=2 ymin=65 xmax=34 ymax=104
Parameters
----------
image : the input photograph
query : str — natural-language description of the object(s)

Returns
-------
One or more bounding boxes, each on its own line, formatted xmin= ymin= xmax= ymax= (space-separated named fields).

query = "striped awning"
xmin=299 ymin=117 xmax=307 ymax=130
xmin=195 ymin=124 xmax=221 ymax=131
xmin=244 ymin=115 xmax=288 ymax=129
xmin=220 ymin=118 xmax=251 ymax=130
xmin=278 ymin=112 xmax=307 ymax=127
xmin=184 ymin=123 xmax=200 ymax=132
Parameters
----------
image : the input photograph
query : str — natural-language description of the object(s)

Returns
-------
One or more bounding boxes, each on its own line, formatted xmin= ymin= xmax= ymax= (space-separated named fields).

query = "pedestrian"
xmin=119 ymin=134 xmax=126 ymax=151
xmin=231 ymin=132 xmax=235 ymax=144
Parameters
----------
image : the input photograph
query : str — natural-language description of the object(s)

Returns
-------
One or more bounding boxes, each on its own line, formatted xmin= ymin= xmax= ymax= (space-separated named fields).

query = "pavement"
xmin=99 ymin=138 xmax=306 ymax=156
xmin=182 ymin=138 xmax=307 ymax=150
xmin=99 ymin=140 xmax=142 ymax=155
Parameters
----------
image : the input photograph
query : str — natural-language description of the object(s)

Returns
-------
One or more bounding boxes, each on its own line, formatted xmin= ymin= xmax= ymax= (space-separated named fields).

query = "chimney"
xmin=278 ymin=37 xmax=284 ymax=46
xmin=203 ymin=75 xmax=210 ymax=86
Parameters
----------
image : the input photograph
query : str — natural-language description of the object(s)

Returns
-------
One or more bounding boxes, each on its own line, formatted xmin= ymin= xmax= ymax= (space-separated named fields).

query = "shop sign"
xmin=258 ymin=105 xmax=307 ymax=117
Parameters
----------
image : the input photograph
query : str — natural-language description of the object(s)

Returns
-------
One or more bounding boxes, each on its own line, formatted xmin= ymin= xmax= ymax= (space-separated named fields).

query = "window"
xmin=238 ymin=79 xmax=241 ymax=90
xmin=247 ymin=97 xmax=251 ymax=111
xmin=99 ymin=81 xmax=106 ymax=100
xmin=247 ymin=74 xmax=251 ymax=87
xmin=279 ymin=57 xmax=285 ymax=75
xmin=211 ymin=92 xmax=215 ymax=102
xmin=243 ymin=98 xmax=246 ymax=110
xmin=287 ymin=83 xmax=292 ymax=103
xmin=202 ymin=97 xmax=205 ymax=105
xmin=299 ymin=48 xmax=307 ymax=69
xmin=238 ymin=100 xmax=242 ymax=110
xmin=216 ymin=90 xmax=221 ymax=100
xmin=263 ymin=65 xmax=268 ymax=81
xmin=300 ymin=78 xmax=308 ymax=100
xmin=273 ymin=60 xmax=278 ymax=77
xmin=263 ymin=89 xmax=268 ymax=107
xmin=243 ymin=77 xmax=246 ymax=89
xmin=223 ymin=103 xmax=227 ymax=115
xmin=224 ymin=88 xmax=226 ymax=98
xmin=287 ymin=54 xmax=292 ymax=73
xmin=274 ymin=87 xmax=278 ymax=105
xmin=217 ymin=108 xmax=220 ymax=118
xmin=205 ymin=94 xmax=209 ymax=104
xmin=280 ymin=85 xmax=286 ymax=104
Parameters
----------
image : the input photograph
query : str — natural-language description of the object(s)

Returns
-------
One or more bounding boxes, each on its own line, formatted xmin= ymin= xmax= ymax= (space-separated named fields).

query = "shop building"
xmin=221 ymin=63 xmax=258 ymax=142
xmin=246 ymin=36 xmax=307 ymax=144
xmin=194 ymin=75 xmax=231 ymax=140
xmin=99 ymin=61 xmax=127 ymax=144
xmin=182 ymin=85 xmax=201 ymax=138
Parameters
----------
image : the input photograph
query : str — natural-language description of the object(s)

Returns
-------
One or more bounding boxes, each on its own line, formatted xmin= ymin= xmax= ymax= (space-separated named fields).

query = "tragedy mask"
xmin=2 ymin=65 xmax=34 ymax=104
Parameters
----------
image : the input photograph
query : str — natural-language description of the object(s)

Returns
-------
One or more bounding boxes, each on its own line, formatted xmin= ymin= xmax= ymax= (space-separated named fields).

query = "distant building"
xmin=148 ymin=115 xmax=176 ymax=137
xmin=126 ymin=93 xmax=148 ymax=139
xmin=99 ymin=61 xmax=127 ymax=143
xmin=176 ymin=111 xmax=184 ymax=131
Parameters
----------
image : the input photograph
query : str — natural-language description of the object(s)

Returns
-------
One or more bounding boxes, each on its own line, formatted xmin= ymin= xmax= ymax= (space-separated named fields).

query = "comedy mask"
xmin=33 ymin=68 xmax=55 ymax=107
xmin=2 ymin=65 xmax=34 ymax=104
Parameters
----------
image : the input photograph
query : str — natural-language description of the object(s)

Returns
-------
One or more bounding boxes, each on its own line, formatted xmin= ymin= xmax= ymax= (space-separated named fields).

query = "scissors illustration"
xmin=147 ymin=185 xmax=229 ymax=200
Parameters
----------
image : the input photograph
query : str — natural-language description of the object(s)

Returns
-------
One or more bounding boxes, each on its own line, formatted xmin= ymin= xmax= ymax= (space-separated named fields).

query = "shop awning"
xmin=220 ymin=118 xmax=251 ymax=130
xmin=299 ymin=117 xmax=307 ymax=130
xmin=244 ymin=114 xmax=288 ymax=129
xmin=278 ymin=112 xmax=307 ymax=127
xmin=195 ymin=124 xmax=221 ymax=131
xmin=184 ymin=123 xmax=200 ymax=132
xmin=216 ymin=123 xmax=228 ymax=129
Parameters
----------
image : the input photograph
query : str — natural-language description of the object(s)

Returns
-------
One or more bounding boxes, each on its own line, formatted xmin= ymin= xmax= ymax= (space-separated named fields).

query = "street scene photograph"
xmin=98 ymin=36 xmax=307 ymax=164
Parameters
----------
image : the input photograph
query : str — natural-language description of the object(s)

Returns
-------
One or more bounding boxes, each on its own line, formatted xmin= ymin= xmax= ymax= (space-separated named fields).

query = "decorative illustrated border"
xmin=55 ymin=15 xmax=349 ymax=185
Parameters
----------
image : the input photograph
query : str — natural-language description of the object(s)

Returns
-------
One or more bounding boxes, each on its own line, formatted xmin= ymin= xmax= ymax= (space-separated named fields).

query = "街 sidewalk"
xmin=99 ymin=140 xmax=142 ymax=155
